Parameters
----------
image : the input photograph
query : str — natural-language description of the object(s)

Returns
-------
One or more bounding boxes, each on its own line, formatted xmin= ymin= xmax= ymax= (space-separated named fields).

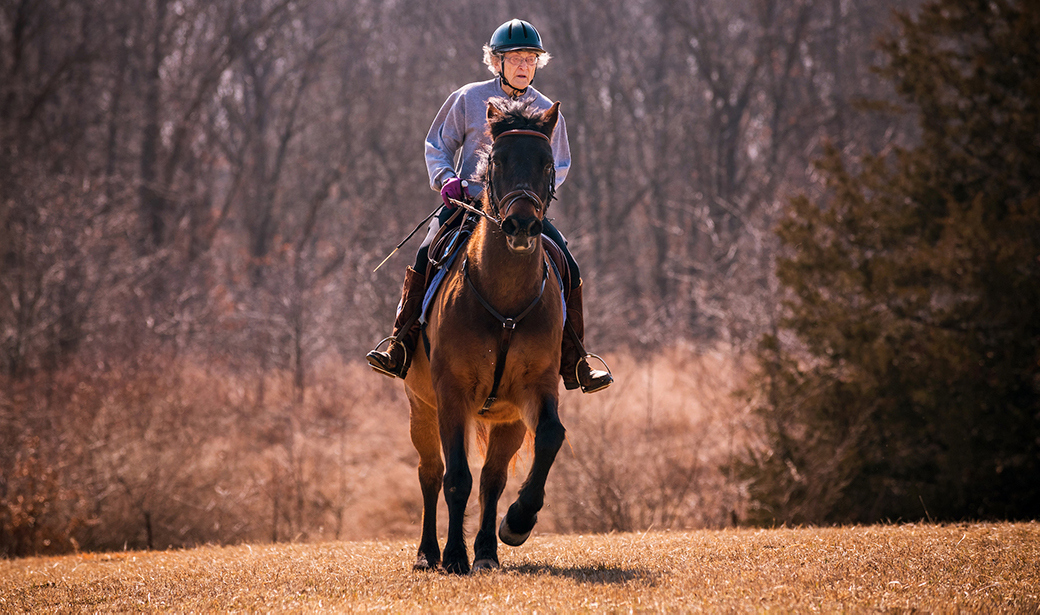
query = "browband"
xmin=494 ymin=129 xmax=550 ymax=142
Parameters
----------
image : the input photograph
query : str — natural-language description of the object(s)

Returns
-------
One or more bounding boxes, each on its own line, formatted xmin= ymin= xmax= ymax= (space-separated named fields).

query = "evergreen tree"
xmin=746 ymin=0 xmax=1040 ymax=524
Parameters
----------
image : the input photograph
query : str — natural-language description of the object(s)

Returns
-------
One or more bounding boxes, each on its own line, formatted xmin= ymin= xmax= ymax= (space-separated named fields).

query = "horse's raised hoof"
xmin=499 ymin=514 xmax=534 ymax=547
xmin=472 ymin=558 xmax=499 ymax=572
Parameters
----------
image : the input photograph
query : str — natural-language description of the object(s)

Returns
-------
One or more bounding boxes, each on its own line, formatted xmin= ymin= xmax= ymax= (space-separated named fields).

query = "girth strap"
xmin=463 ymin=256 xmax=549 ymax=414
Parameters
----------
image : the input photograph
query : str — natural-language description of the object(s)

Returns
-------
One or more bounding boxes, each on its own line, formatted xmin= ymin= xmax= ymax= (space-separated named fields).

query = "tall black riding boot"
xmin=367 ymin=267 xmax=426 ymax=379
xmin=560 ymin=282 xmax=613 ymax=393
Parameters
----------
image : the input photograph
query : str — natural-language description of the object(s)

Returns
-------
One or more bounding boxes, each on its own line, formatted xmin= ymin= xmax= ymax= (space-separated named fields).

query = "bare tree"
xmin=1 ymin=0 xmax=918 ymax=554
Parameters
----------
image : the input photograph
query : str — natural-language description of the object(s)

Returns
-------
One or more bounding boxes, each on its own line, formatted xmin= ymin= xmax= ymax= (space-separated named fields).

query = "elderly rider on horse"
xmin=366 ymin=18 xmax=612 ymax=394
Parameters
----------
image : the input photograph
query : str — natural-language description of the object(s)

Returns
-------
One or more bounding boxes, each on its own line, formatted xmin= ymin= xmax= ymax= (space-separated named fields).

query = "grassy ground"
xmin=4 ymin=522 xmax=1035 ymax=611
xmin=2 ymin=523 xmax=1038 ymax=612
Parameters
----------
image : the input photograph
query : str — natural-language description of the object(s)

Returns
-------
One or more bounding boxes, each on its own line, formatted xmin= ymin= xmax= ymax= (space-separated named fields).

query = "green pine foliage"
xmin=745 ymin=0 xmax=1040 ymax=524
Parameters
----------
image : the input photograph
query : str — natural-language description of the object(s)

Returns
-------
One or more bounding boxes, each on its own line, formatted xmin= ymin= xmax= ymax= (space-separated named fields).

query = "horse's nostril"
xmin=504 ymin=216 xmax=542 ymax=239
xmin=502 ymin=218 xmax=519 ymax=237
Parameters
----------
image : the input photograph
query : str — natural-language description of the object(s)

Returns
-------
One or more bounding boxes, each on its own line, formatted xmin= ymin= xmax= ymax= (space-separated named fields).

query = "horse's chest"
xmin=429 ymin=305 xmax=558 ymax=376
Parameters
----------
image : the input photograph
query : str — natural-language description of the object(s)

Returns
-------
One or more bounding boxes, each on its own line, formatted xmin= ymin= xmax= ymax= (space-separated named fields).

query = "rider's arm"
xmin=550 ymin=111 xmax=571 ymax=191
xmin=425 ymin=90 xmax=467 ymax=193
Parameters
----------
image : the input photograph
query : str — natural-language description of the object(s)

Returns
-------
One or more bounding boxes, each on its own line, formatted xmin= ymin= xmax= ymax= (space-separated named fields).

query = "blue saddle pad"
xmin=420 ymin=229 xmax=471 ymax=325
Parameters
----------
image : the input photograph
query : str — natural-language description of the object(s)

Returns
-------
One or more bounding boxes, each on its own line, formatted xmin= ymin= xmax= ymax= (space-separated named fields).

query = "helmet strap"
xmin=497 ymin=56 xmax=531 ymax=98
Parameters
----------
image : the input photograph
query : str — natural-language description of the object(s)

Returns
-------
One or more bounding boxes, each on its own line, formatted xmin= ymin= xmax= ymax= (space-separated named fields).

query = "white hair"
xmin=482 ymin=45 xmax=552 ymax=75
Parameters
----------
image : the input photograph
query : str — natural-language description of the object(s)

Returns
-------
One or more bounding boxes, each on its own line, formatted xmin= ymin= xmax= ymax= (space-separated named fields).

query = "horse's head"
xmin=483 ymin=99 xmax=560 ymax=254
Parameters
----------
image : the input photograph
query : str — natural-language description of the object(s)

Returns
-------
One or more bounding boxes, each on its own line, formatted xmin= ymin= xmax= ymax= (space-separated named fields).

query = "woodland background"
xmin=2 ymin=0 xmax=1037 ymax=557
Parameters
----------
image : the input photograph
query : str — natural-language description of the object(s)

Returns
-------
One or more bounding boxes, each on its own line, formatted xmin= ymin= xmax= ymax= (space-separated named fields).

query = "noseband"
xmin=486 ymin=129 xmax=556 ymax=223
xmin=495 ymin=188 xmax=547 ymax=220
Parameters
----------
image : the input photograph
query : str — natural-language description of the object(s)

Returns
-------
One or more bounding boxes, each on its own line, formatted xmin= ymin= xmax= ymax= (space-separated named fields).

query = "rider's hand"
xmin=440 ymin=177 xmax=465 ymax=209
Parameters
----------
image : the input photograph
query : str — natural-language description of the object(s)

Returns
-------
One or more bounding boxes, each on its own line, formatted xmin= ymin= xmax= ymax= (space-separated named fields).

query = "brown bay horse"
xmin=403 ymin=100 xmax=566 ymax=574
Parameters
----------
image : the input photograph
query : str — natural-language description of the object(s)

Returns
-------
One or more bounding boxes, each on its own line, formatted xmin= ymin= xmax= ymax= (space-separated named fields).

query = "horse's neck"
xmin=466 ymin=220 xmax=543 ymax=312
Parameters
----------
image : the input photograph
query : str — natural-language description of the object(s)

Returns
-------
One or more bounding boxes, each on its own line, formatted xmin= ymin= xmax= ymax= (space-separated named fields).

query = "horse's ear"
xmin=541 ymin=101 xmax=561 ymax=136
xmin=487 ymin=100 xmax=504 ymax=121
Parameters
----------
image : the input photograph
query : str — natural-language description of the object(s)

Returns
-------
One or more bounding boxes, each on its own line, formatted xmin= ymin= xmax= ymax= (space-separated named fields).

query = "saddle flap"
xmin=541 ymin=234 xmax=571 ymax=302
xmin=420 ymin=214 xmax=478 ymax=325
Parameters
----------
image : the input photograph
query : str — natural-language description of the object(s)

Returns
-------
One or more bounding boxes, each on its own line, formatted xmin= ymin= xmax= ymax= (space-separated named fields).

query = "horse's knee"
xmin=443 ymin=461 xmax=472 ymax=506
xmin=535 ymin=410 xmax=566 ymax=453
xmin=418 ymin=459 xmax=444 ymax=488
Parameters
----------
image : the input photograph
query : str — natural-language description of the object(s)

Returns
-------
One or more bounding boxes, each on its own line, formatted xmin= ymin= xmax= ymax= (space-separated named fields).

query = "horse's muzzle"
xmin=502 ymin=215 xmax=543 ymax=253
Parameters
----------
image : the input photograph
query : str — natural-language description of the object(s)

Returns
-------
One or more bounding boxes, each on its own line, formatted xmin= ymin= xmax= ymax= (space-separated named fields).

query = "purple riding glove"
xmin=440 ymin=177 xmax=466 ymax=209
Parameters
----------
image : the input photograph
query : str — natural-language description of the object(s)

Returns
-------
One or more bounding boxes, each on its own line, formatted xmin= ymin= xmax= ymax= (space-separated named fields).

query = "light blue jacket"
xmin=424 ymin=77 xmax=570 ymax=197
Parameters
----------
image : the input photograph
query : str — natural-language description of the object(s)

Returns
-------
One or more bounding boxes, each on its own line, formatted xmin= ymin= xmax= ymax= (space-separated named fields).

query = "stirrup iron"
xmin=576 ymin=352 xmax=613 ymax=393
xmin=367 ymin=336 xmax=409 ymax=379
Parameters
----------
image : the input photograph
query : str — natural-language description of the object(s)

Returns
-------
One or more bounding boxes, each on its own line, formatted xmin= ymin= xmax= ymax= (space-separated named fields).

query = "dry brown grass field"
xmin=2 ymin=523 xmax=1037 ymax=612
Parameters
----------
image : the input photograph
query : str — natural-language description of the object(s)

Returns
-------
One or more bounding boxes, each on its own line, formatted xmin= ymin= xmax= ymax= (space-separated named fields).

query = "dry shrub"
xmin=0 ymin=435 xmax=85 ymax=558
xmin=543 ymin=344 xmax=754 ymax=533
xmin=0 ymin=356 xmax=419 ymax=556
xmin=0 ymin=375 xmax=97 ymax=558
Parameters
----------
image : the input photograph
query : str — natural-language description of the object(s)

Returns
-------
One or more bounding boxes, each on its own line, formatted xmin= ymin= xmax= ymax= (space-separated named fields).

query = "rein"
xmin=448 ymin=188 xmax=548 ymax=226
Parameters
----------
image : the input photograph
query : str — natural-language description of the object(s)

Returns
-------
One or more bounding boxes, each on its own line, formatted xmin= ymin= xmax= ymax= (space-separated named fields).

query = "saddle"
xmin=419 ymin=210 xmax=477 ymax=325
xmin=428 ymin=208 xmax=478 ymax=272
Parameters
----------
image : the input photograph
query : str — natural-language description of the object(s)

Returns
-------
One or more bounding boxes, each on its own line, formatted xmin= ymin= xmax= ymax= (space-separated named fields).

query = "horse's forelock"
xmin=487 ymin=99 xmax=551 ymax=139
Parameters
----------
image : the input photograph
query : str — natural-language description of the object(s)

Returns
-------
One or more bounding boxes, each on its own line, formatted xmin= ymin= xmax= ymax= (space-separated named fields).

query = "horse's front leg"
xmin=500 ymin=395 xmax=565 ymax=546
xmin=473 ymin=421 xmax=527 ymax=570
xmin=439 ymin=404 xmax=472 ymax=574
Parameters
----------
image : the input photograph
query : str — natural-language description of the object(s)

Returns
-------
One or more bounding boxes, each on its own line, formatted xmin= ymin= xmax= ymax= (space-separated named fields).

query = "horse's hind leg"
xmin=409 ymin=395 xmax=443 ymax=571
xmin=500 ymin=396 xmax=565 ymax=547
xmin=473 ymin=421 xmax=526 ymax=570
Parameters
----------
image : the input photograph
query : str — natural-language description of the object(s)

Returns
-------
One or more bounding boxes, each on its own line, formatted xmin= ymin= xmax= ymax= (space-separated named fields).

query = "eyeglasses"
xmin=503 ymin=54 xmax=539 ymax=68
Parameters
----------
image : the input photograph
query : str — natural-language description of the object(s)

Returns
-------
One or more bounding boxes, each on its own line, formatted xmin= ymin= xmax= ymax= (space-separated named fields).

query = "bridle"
xmin=447 ymin=128 xmax=557 ymax=226
xmin=484 ymin=129 xmax=556 ymax=223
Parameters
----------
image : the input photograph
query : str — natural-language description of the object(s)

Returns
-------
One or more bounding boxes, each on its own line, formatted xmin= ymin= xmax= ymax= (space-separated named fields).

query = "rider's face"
xmin=500 ymin=51 xmax=539 ymax=92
